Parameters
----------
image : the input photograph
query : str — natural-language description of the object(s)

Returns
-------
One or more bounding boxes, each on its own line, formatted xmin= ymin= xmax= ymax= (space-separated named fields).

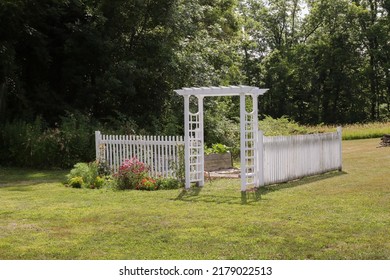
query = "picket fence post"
xmin=258 ymin=130 xmax=265 ymax=187
xmin=337 ymin=126 xmax=343 ymax=171
xmin=95 ymin=131 xmax=101 ymax=161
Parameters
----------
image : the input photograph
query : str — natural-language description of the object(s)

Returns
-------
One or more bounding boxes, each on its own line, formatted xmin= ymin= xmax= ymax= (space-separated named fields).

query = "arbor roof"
xmin=174 ymin=85 xmax=268 ymax=97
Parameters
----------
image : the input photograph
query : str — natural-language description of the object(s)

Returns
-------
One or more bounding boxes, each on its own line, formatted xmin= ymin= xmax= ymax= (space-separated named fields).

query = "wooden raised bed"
xmin=204 ymin=152 xmax=233 ymax=171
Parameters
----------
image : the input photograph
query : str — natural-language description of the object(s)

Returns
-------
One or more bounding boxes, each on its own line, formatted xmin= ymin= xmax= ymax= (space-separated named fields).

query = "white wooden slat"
xmin=94 ymin=132 xmax=185 ymax=179
xmin=95 ymin=127 xmax=341 ymax=185
xmin=260 ymin=130 xmax=342 ymax=186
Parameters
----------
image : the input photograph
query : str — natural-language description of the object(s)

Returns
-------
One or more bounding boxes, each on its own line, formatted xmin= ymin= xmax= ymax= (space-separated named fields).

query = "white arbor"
xmin=174 ymin=86 xmax=268 ymax=191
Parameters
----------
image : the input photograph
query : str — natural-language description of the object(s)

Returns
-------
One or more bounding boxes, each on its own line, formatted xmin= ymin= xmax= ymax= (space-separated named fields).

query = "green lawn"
xmin=0 ymin=138 xmax=389 ymax=260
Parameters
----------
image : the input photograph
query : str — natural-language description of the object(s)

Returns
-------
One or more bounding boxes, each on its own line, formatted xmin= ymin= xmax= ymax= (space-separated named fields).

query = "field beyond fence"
xmin=309 ymin=122 xmax=390 ymax=140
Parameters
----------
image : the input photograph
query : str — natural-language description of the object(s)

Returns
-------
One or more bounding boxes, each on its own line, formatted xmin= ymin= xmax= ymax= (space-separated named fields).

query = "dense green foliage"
xmin=1 ymin=0 xmax=390 ymax=167
xmin=0 ymin=113 xmax=97 ymax=168
xmin=66 ymin=162 xmax=107 ymax=189
xmin=259 ymin=115 xmax=309 ymax=135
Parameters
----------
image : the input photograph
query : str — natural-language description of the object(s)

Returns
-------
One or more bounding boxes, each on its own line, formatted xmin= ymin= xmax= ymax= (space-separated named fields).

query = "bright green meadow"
xmin=312 ymin=122 xmax=390 ymax=140
xmin=0 ymin=138 xmax=389 ymax=260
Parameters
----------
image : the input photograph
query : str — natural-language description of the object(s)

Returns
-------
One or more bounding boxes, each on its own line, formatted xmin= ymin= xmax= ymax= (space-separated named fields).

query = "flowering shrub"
xmin=115 ymin=157 xmax=149 ymax=190
xmin=113 ymin=158 xmax=183 ymax=191
xmin=136 ymin=177 xmax=157 ymax=191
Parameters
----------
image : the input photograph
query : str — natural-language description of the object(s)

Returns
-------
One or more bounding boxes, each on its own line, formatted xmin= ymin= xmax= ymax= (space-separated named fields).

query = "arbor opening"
xmin=174 ymin=86 xmax=268 ymax=191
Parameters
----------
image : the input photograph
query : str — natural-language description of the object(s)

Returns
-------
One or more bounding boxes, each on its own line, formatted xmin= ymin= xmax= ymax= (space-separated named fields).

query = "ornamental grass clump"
xmin=114 ymin=157 xmax=154 ymax=190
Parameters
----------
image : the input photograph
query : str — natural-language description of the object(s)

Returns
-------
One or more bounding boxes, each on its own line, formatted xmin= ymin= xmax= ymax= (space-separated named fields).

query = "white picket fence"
xmin=95 ymin=128 xmax=342 ymax=186
xmin=95 ymin=131 xmax=184 ymax=178
xmin=259 ymin=127 xmax=342 ymax=186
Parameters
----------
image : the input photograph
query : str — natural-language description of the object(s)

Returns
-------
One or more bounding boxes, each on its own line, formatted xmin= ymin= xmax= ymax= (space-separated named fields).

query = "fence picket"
xmin=96 ymin=132 xmax=185 ymax=178
xmin=260 ymin=129 xmax=342 ymax=186
xmin=95 ymin=128 xmax=341 ymax=186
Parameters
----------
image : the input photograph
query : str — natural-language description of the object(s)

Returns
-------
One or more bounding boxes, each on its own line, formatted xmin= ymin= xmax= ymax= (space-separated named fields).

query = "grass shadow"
xmin=175 ymin=186 xmax=203 ymax=200
xmin=174 ymin=185 xmax=242 ymax=204
xmin=173 ymin=171 xmax=347 ymax=205
xmin=258 ymin=171 xmax=347 ymax=196
xmin=0 ymin=167 xmax=67 ymax=184
xmin=0 ymin=180 xmax=63 ymax=189
xmin=174 ymin=185 xmax=261 ymax=205
xmin=0 ymin=167 xmax=67 ymax=189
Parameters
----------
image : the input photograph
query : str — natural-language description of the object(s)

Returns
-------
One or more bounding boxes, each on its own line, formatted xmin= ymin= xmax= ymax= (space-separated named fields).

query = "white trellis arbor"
xmin=174 ymin=86 xmax=269 ymax=191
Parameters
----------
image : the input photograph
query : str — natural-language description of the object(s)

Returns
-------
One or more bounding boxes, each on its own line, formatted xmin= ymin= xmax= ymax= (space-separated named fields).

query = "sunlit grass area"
xmin=0 ymin=138 xmax=389 ymax=260
xmin=309 ymin=122 xmax=390 ymax=140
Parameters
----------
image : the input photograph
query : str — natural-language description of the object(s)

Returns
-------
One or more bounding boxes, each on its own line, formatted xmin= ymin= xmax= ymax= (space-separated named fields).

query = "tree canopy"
xmin=1 ymin=0 xmax=389 ymax=133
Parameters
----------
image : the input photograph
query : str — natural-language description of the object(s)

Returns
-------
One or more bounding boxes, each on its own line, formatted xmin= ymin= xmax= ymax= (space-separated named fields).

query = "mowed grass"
xmin=0 ymin=138 xmax=389 ymax=260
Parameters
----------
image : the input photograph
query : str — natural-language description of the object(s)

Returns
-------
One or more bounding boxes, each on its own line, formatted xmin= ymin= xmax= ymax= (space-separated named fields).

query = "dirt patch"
xmin=205 ymin=168 xmax=240 ymax=179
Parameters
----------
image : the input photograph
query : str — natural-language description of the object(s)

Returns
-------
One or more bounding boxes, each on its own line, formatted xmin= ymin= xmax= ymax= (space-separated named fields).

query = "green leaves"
xmin=1 ymin=0 xmax=390 ymax=136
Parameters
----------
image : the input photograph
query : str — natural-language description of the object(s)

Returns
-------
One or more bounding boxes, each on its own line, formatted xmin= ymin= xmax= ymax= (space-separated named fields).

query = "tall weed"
xmin=0 ymin=113 xmax=98 ymax=168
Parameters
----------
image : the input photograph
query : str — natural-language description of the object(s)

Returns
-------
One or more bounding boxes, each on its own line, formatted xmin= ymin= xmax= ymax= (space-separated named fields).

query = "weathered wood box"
xmin=204 ymin=152 xmax=233 ymax=171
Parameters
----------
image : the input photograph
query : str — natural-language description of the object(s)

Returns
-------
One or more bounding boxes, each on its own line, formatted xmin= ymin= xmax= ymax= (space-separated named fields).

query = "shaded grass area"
xmin=0 ymin=168 xmax=67 ymax=187
xmin=0 ymin=138 xmax=389 ymax=260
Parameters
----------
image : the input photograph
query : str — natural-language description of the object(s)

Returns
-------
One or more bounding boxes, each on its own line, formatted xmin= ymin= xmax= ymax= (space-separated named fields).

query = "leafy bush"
xmin=66 ymin=162 xmax=105 ymax=189
xmin=68 ymin=176 xmax=84 ymax=188
xmin=114 ymin=157 xmax=149 ymax=190
xmin=155 ymin=177 xmax=183 ymax=190
xmin=0 ymin=117 xmax=46 ymax=167
xmin=259 ymin=116 xmax=308 ymax=136
xmin=170 ymin=144 xmax=185 ymax=183
xmin=93 ymin=176 xmax=105 ymax=189
xmin=57 ymin=112 xmax=97 ymax=167
xmin=205 ymin=143 xmax=230 ymax=155
xmin=97 ymin=160 xmax=111 ymax=176
xmin=0 ymin=113 xmax=98 ymax=169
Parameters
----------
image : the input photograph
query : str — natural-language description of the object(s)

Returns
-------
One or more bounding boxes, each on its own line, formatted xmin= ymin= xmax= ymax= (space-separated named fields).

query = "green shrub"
xmin=0 ymin=117 xmax=46 ymax=167
xmin=156 ymin=177 xmax=183 ymax=190
xmin=68 ymin=176 xmax=84 ymax=188
xmin=170 ymin=144 xmax=185 ymax=183
xmin=58 ymin=112 xmax=97 ymax=167
xmin=92 ymin=176 xmax=105 ymax=189
xmin=0 ymin=113 xmax=98 ymax=169
xmin=205 ymin=143 xmax=230 ymax=155
xmin=66 ymin=162 xmax=99 ymax=188
xmin=97 ymin=160 xmax=111 ymax=176
xmin=259 ymin=116 xmax=308 ymax=136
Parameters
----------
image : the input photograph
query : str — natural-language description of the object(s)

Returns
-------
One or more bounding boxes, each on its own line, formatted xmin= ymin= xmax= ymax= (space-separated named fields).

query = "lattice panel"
xmin=188 ymin=113 xmax=202 ymax=182
xmin=244 ymin=112 xmax=256 ymax=186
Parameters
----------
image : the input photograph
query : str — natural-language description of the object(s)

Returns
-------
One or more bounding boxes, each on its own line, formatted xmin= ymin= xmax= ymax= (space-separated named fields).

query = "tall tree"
xmin=355 ymin=0 xmax=390 ymax=119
